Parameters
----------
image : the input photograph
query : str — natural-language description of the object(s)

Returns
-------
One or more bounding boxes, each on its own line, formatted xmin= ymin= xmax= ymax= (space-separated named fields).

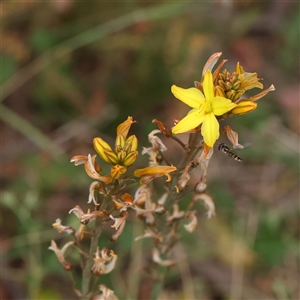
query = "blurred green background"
xmin=1 ymin=1 xmax=299 ymax=299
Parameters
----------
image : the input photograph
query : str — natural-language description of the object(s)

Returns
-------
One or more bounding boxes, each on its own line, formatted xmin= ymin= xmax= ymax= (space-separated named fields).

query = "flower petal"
xmin=172 ymin=109 xmax=205 ymax=134
xmin=116 ymin=116 xmax=135 ymax=139
xmin=171 ymin=86 xmax=204 ymax=109
xmin=201 ymin=113 xmax=219 ymax=147
xmin=202 ymin=70 xmax=215 ymax=101
xmin=211 ymin=96 xmax=237 ymax=116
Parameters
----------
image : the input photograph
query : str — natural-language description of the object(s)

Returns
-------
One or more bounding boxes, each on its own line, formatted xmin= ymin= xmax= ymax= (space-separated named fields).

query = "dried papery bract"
xmin=110 ymin=218 xmax=126 ymax=242
xmin=110 ymin=211 xmax=128 ymax=230
xmin=52 ymin=218 xmax=75 ymax=235
xmin=89 ymin=181 xmax=107 ymax=206
xmin=152 ymin=248 xmax=175 ymax=267
xmin=184 ymin=211 xmax=198 ymax=233
xmin=91 ymin=247 xmax=118 ymax=276
xmin=152 ymin=119 xmax=172 ymax=137
xmin=92 ymin=285 xmax=119 ymax=300
xmin=167 ymin=204 xmax=185 ymax=223
xmin=192 ymin=193 xmax=216 ymax=219
xmin=176 ymin=170 xmax=190 ymax=192
xmin=135 ymin=228 xmax=163 ymax=244
xmin=48 ymin=240 xmax=74 ymax=271
xmin=222 ymin=125 xmax=243 ymax=148
xmin=202 ymin=51 xmax=223 ymax=77
xmin=69 ymin=205 xmax=109 ymax=225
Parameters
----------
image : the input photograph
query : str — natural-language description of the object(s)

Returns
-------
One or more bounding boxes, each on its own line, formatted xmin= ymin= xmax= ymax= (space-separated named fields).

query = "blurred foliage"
xmin=1 ymin=1 xmax=299 ymax=299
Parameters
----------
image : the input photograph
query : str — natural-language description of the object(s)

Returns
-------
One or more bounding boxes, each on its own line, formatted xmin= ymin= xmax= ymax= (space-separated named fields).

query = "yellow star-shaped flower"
xmin=171 ymin=70 xmax=237 ymax=147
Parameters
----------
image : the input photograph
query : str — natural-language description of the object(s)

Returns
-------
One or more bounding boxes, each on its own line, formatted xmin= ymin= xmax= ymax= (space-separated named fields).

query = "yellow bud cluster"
xmin=217 ymin=69 xmax=245 ymax=101
xmin=93 ymin=135 xmax=138 ymax=176
xmin=115 ymin=134 xmax=138 ymax=166
xmin=92 ymin=117 xmax=139 ymax=179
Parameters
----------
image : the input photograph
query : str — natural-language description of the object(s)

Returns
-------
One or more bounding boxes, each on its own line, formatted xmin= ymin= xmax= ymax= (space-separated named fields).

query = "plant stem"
xmin=81 ymin=216 xmax=103 ymax=299
xmin=177 ymin=133 xmax=202 ymax=172
xmin=81 ymin=197 xmax=109 ymax=299
xmin=150 ymin=266 xmax=169 ymax=300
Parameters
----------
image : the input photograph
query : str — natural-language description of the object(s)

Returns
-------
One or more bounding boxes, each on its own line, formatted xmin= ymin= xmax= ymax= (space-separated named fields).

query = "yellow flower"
xmin=134 ymin=165 xmax=177 ymax=185
xmin=235 ymin=62 xmax=263 ymax=91
xmin=172 ymin=70 xmax=237 ymax=147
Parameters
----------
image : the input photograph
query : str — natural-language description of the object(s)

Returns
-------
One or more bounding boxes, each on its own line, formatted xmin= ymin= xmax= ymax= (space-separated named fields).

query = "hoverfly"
xmin=218 ymin=143 xmax=243 ymax=162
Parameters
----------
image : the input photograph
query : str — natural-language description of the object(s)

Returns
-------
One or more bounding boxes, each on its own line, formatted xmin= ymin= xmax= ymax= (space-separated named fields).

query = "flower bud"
xmin=134 ymin=165 xmax=176 ymax=184
xmin=232 ymin=79 xmax=241 ymax=90
xmin=115 ymin=134 xmax=126 ymax=149
xmin=93 ymin=138 xmax=113 ymax=164
xmin=226 ymin=89 xmax=236 ymax=100
xmin=231 ymin=100 xmax=257 ymax=115
xmin=225 ymin=81 xmax=233 ymax=90
xmin=111 ymin=165 xmax=127 ymax=179
xmin=117 ymin=150 xmax=127 ymax=162
xmin=218 ymin=80 xmax=227 ymax=91
xmin=125 ymin=135 xmax=138 ymax=152
xmin=215 ymin=85 xmax=226 ymax=97
xmin=232 ymin=90 xmax=245 ymax=102
xmin=122 ymin=151 xmax=138 ymax=166
xmin=104 ymin=149 xmax=119 ymax=164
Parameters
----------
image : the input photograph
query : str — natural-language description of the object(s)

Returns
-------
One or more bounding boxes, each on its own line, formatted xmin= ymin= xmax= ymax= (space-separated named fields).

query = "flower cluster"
xmin=171 ymin=52 xmax=275 ymax=147
xmin=49 ymin=52 xmax=275 ymax=300
xmin=93 ymin=116 xmax=138 ymax=179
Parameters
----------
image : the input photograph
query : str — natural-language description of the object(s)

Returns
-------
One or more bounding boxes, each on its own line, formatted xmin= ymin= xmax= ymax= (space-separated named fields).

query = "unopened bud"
xmin=232 ymin=90 xmax=245 ymax=102
xmin=115 ymin=134 xmax=126 ymax=149
xmin=125 ymin=135 xmax=138 ymax=152
xmin=93 ymin=138 xmax=113 ymax=164
xmin=104 ymin=149 xmax=119 ymax=164
xmin=232 ymin=79 xmax=241 ymax=90
xmin=231 ymin=100 xmax=257 ymax=115
xmin=218 ymin=80 xmax=227 ymax=91
xmin=111 ymin=165 xmax=127 ymax=179
xmin=226 ymin=89 xmax=236 ymax=100
xmin=123 ymin=151 xmax=138 ymax=166
xmin=117 ymin=150 xmax=127 ymax=162
xmin=215 ymin=85 xmax=226 ymax=97
xmin=225 ymin=81 xmax=233 ymax=90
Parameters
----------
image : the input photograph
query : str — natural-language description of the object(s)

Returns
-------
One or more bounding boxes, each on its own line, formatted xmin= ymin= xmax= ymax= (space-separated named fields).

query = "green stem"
xmin=81 ymin=216 xmax=103 ymax=299
xmin=177 ymin=133 xmax=202 ymax=173
xmin=170 ymin=135 xmax=187 ymax=150
xmin=150 ymin=266 xmax=170 ymax=300
xmin=81 ymin=197 xmax=110 ymax=299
